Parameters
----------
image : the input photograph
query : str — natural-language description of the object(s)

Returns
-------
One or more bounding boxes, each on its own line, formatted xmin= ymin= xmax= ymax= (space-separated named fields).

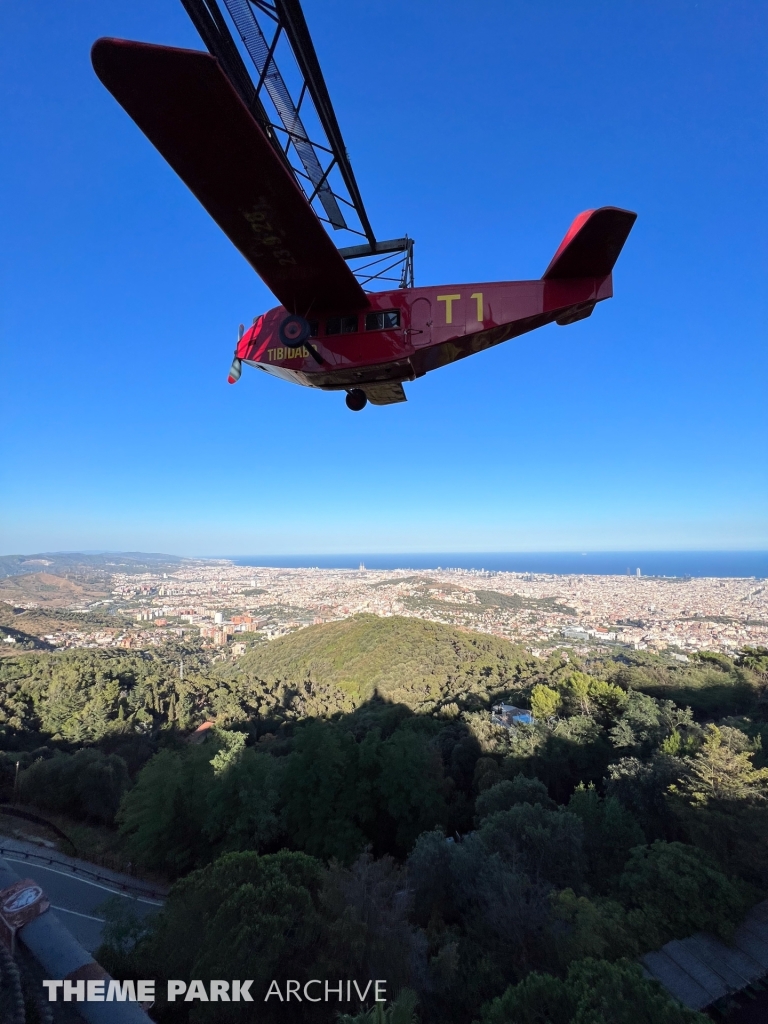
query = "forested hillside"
xmin=0 ymin=617 xmax=766 ymax=1023
xmin=221 ymin=614 xmax=538 ymax=715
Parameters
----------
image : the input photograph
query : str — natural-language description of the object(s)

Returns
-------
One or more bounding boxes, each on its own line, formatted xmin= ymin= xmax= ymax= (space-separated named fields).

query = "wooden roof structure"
xmin=643 ymin=900 xmax=768 ymax=1010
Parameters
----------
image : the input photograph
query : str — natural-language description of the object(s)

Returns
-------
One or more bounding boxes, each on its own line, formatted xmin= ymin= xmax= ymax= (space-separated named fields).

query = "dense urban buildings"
xmin=6 ymin=559 xmax=765 ymax=657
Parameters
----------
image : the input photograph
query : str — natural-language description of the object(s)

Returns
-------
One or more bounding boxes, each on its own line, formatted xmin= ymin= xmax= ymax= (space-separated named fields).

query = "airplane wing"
xmin=91 ymin=38 xmax=367 ymax=314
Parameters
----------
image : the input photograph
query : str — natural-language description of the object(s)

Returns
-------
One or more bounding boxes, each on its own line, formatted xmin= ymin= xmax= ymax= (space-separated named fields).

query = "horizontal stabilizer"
xmin=364 ymin=382 xmax=407 ymax=405
xmin=91 ymin=38 xmax=367 ymax=314
xmin=543 ymin=207 xmax=637 ymax=280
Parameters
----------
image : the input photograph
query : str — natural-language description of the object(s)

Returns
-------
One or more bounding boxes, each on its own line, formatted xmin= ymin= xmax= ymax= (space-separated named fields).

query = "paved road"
xmin=0 ymin=839 xmax=164 ymax=952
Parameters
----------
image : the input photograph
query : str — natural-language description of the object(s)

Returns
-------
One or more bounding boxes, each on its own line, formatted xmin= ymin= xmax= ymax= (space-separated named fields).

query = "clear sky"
xmin=1 ymin=0 xmax=765 ymax=556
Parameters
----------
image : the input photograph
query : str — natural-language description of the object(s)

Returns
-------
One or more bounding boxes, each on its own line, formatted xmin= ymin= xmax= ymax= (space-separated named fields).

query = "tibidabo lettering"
xmin=266 ymin=346 xmax=310 ymax=362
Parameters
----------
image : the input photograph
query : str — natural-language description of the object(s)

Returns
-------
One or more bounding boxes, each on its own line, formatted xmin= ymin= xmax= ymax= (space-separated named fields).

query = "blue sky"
xmin=1 ymin=0 xmax=766 ymax=556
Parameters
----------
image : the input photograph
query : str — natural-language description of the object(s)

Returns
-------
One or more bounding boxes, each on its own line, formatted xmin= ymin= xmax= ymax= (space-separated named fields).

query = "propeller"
xmin=228 ymin=316 xmax=326 ymax=385
xmin=227 ymin=323 xmax=244 ymax=384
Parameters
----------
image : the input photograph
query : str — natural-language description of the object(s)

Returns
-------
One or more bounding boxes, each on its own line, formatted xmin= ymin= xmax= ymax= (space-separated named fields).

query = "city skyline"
xmin=5 ymin=558 xmax=765 ymax=659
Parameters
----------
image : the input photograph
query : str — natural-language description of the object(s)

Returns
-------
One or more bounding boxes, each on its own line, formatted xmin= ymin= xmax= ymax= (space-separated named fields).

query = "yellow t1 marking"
xmin=437 ymin=294 xmax=461 ymax=324
xmin=470 ymin=292 xmax=483 ymax=321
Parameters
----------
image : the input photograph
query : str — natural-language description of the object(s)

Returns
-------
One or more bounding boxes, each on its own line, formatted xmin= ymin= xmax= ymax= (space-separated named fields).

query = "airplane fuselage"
xmin=235 ymin=272 xmax=613 ymax=395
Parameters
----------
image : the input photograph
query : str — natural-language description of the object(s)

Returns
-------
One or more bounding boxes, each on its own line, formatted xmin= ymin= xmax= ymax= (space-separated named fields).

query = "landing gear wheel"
xmin=345 ymin=388 xmax=367 ymax=412
xmin=279 ymin=315 xmax=311 ymax=347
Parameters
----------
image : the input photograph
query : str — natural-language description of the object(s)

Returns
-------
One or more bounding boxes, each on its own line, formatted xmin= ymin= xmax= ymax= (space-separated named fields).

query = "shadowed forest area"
xmin=0 ymin=615 xmax=767 ymax=1022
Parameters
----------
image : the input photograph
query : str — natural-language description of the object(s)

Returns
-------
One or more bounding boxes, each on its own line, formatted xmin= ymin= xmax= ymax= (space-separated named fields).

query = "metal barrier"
xmin=0 ymin=858 xmax=150 ymax=1024
xmin=0 ymin=847 xmax=166 ymax=903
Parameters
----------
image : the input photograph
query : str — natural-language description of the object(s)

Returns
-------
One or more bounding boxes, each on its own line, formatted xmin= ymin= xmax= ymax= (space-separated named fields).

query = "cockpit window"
xmin=365 ymin=311 xmax=400 ymax=331
xmin=325 ymin=315 xmax=358 ymax=335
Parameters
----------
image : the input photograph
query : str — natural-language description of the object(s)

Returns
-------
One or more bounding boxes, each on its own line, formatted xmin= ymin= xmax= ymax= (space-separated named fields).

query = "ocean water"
xmin=229 ymin=552 xmax=768 ymax=579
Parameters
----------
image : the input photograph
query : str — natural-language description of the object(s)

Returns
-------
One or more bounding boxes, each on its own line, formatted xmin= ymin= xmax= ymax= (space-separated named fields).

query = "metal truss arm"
xmin=179 ymin=0 xmax=286 ymax=167
xmin=180 ymin=0 xmax=414 ymax=285
xmin=273 ymin=0 xmax=376 ymax=246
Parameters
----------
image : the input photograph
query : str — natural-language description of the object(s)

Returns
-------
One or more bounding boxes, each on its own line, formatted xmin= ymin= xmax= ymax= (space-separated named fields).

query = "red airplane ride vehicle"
xmin=92 ymin=1 xmax=636 ymax=412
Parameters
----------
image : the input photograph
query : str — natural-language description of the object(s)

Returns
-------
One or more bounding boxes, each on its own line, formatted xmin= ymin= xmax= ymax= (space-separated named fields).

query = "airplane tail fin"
xmin=542 ymin=206 xmax=636 ymax=280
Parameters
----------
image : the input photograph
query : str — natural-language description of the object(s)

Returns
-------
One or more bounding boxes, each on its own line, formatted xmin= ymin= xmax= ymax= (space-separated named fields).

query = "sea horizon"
xmin=227 ymin=550 xmax=768 ymax=579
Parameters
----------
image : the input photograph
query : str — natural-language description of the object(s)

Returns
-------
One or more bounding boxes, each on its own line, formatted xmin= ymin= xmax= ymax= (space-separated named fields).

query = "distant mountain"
xmin=0 ymin=552 xmax=189 ymax=579
xmin=226 ymin=613 xmax=537 ymax=717
xmin=0 ymin=572 xmax=108 ymax=610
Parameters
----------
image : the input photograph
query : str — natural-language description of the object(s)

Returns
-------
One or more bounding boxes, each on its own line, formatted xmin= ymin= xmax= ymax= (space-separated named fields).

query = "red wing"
xmin=91 ymin=38 xmax=367 ymax=314
xmin=542 ymin=207 xmax=637 ymax=279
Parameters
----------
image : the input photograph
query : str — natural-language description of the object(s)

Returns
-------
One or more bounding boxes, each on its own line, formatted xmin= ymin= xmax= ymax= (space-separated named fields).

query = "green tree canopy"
xmin=530 ymin=684 xmax=560 ymax=721
xmin=673 ymin=724 xmax=768 ymax=806
xmin=567 ymin=783 xmax=644 ymax=889
xmin=117 ymin=746 xmax=215 ymax=875
xmin=479 ymin=958 xmax=710 ymax=1024
xmin=619 ymin=840 xmax=749 ymax=946
xmin=130 ymin=850 xmax=328 ymax=1024
xmin=478 ymin=804 xmax=584 ymax=889
xmin=203 ymin=746 xmax=286 ymax=856
xmin=19 ymin=748 xmax=129 ymax=825
xmin=475 ymin=775 xmax=554 ymax=824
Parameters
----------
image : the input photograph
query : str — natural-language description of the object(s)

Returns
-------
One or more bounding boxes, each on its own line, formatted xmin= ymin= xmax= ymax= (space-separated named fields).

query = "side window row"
xmin=312 ymin=310 xmax=400 ymax=337
xmin=325 ymin=315 xmax=359 ymax=336
xmin=366 ymin=311 xmax=400 ymax=331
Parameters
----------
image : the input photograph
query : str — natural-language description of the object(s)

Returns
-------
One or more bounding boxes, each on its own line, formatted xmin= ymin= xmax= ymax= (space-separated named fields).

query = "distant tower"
xmin=636 ymin=568 xmax=641 ymax=577
xmin=359 ymin=562 xmax=365 ymax=571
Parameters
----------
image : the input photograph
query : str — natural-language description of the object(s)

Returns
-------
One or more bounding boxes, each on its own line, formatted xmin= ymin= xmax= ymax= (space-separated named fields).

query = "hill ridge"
xmin=223 ymin=613 xmax=537 ymax=717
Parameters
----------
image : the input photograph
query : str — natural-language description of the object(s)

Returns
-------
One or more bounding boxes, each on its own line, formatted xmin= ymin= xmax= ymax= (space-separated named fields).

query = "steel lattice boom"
xmin=180 ymin=0 xmax=414 ymax=287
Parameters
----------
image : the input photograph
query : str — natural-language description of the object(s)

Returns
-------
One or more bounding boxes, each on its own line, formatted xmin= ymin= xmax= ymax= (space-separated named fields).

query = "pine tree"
xmin=673 ymin=725 xmax=768 ymax=806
